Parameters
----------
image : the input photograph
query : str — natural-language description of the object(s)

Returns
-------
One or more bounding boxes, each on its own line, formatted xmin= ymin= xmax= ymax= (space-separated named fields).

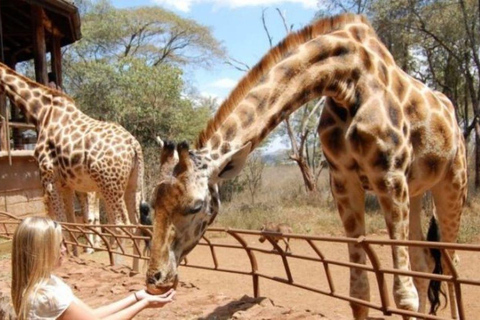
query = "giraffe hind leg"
xmin=408 ymin=194 xmax=432 ymax=316
xmin=282 ymin=238 xmax=291 ymax=253
xmin=125 ymin=170 xmax=144 ymax=273
xmin=430 ymin=168 xmax=466 ymax=319
xmin=102 ymin=191 xmax=129 ymax=265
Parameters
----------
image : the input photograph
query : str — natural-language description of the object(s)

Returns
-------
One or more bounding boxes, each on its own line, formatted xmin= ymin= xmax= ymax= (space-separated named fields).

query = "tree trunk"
xmin=475 ymin=119 xmax=480 ymax=189
xmin=292 ymin=156 xmax=317 ymax=192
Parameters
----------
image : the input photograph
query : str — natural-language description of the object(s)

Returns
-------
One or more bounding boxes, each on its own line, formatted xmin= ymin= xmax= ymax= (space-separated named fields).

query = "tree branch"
xmin=262 ymin=9 xmax=273 ymax=48
xmin=224 ymin=57 xmax=250 ymax=72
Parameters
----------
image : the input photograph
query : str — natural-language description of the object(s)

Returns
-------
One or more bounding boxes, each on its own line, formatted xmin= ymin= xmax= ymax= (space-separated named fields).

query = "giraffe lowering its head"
xmin=146 ymin=14 xmax=466 ymax=319
xmin=0 ymin=63 xmax=149 ymax=269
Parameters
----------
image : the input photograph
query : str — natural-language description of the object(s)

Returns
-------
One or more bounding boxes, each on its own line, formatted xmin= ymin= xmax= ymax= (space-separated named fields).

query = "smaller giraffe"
xmin=0 ymin=62 xmax=149 ymax=272
xmin=259 ymin=222 xmax=293 ymax=253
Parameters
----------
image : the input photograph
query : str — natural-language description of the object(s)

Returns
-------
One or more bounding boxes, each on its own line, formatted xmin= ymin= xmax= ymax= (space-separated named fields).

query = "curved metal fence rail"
xmin=1 ymin=211 xmax=479 ymax=320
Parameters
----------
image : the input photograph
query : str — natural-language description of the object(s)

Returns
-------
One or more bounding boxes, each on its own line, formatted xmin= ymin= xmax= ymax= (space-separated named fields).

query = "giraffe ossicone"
xmin=147 ymin=14 xmax=466 ymax=319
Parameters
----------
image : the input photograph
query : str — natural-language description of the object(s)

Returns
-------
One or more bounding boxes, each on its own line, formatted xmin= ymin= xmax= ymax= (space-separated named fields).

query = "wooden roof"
xmin=0 ymin=0 xmax=81 ymax=63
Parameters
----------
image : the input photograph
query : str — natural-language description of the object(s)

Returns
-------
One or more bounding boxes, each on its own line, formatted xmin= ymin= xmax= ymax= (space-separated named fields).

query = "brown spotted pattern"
xmin=147 ymin=14 xmax=466 ymax=320
xmin=0 ymin=63 xmax=147 ymax=236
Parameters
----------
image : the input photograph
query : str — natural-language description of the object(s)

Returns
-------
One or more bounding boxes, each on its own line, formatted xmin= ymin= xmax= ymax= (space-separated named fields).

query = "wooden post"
xmin=51 ymin=33 xmax=63 ymax=88
xmin=0 ymin=95 xmax=7 ymax=151
xmin=6 ymin=62 xmax=23 ymax=149
xmin=31 ymin=5 xmax=47 ymax=85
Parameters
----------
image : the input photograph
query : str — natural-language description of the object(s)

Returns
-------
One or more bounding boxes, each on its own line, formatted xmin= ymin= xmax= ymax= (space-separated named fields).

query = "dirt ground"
xmin=1 ymin=233 xmax=480 ymax=320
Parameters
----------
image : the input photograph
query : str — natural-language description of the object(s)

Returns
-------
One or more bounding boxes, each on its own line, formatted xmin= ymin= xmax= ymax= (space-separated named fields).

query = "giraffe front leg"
xmin=330 ymin=173 xmax=369 ymax=320
xmin=41 ymin=170 xmax=67 ymax=222
xmin=62 ymin=187 xmax=79 ymax=256
xmin=77 ymin=192 xmax=101 ymax=254
xmin=378 ymin=173 xmax=418 ymax=319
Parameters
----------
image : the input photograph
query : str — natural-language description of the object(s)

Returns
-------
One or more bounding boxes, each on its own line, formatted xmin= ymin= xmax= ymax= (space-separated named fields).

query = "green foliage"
xmin=70 ymin=0 xmax=225 ymax=67
xmin=219 ymin=176 xmax=246 ymax=203
xmin=58 ymin=0 xmax=227 ymax=195
xmin=66 ymin=58 xmax=202 ymax=145
xmin=63 ymin=0 xmax=225 ymax=148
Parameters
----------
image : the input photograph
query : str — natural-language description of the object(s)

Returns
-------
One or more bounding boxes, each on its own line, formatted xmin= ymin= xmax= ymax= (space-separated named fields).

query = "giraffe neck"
xmin=0 ymin=63 xmax=69 ymax=126
xmin=199 ymin=31 xmax=367 ymax=158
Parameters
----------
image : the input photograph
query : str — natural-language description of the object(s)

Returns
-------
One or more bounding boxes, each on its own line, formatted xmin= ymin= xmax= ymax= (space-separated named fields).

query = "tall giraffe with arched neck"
xmin=0 ymin=63 xmax=148 ymax=266
xmin=146 ymin=14 xmax=466 ymax=319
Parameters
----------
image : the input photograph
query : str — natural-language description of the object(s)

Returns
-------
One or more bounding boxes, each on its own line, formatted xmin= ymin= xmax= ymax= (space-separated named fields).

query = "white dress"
xmin=27 ymin=275 xmax=75 ymax=320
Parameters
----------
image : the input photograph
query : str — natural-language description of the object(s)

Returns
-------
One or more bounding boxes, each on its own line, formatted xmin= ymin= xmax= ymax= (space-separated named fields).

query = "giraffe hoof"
xmin=351 ymin=302 xmax=369 ymax=320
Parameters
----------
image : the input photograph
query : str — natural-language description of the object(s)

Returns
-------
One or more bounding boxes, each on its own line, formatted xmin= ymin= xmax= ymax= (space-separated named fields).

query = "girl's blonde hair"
xmin=11 ymin=216 xmax=63 ymax=320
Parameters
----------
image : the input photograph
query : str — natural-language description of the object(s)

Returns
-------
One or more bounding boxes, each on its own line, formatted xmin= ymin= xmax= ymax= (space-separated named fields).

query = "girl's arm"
xmin=57 ymin=290 xmax=176 ymax=320
xmin=94 ymin=289 xmax=175 ymax=318
xmin=92 ymin=292 xmax=137 ymax=318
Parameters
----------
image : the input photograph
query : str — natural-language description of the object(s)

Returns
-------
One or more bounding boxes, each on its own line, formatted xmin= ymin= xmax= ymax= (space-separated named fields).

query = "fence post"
xmin=442 ymin=249 xmax=465 ymax=320
xmin=358 ymin=236 xmax=391 ymax=315
xmin=227 ymin=229 xmax=260 ymax=297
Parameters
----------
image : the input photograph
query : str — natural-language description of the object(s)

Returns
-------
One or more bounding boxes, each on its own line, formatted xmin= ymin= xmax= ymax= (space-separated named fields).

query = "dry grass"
xmin=216 ymin=165 xmax=386 ymax=236
xmin=0 ymin=241 xmax=11 ymax=261
xmin=214 ymin=165 xmax=480 ymax=243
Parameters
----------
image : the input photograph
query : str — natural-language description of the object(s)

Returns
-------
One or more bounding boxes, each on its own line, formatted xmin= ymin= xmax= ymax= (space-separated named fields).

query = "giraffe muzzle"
xmin=146 ymin=274 xmax=179 ymax=295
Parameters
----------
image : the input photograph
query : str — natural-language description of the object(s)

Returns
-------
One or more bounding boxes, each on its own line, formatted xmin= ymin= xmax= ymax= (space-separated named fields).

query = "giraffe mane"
xmin=0 ymin=62 xmax=75 ymax=103
xmin=196 ymin=13 xmax=371 ymax=149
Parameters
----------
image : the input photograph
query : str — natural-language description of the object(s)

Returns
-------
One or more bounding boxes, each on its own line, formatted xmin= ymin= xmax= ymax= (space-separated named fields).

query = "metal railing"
xmin=1 ymin=211 xmax=479 ymax=320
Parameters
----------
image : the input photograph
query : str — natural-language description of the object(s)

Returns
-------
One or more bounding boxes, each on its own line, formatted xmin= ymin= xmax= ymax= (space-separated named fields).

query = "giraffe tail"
xmin=140 ymin=202 xmax=152 ymax=250
xmin=427 ymin=215 xmax=447 ymax=315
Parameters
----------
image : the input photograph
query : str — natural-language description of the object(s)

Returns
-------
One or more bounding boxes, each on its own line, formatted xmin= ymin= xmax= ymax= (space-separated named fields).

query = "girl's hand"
xmin=143 ymin=289 xmax=176 ymax=308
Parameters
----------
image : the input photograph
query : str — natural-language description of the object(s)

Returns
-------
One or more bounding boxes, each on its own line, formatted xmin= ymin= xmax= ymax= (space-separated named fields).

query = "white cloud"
xmin=207 ymin=78 xmax=237 ymax=89
xmin=152 ymin=0 xmax=317 ymax=12
xmin=200 ymin=91 xmax=220 ymax=99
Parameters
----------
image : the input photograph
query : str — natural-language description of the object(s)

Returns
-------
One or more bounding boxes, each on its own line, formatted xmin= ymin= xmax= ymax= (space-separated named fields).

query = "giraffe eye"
xmin=185 ymin=200 xmax=204 ymax=215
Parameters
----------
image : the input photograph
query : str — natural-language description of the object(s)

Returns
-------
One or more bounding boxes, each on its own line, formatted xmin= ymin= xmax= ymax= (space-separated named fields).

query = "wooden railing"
xmin=1 ymin=211 xmax=479 ymax=320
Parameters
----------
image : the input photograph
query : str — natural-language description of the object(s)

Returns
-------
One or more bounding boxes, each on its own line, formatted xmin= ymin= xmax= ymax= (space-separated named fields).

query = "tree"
xmin=69 ymin=0 xmax=225 ymax=67
xmin=243 ymin=151 xmax=266 ymax=204
xmin=284 ymin=98 xmax=327 ymax=192
xmin=266 ymin=8 xmax=325 ymax=193
xmin=371 ymin=0 xmax=480 ymax=187
xmin=61 ymin=0 xmax=226 ymax=192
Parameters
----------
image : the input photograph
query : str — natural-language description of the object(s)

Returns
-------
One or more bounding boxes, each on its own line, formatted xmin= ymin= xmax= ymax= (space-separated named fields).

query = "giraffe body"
xmin=147 ymin=14 xmax=466 ymax=319
xmin=0 ymin=64 xmax=148 ymax=260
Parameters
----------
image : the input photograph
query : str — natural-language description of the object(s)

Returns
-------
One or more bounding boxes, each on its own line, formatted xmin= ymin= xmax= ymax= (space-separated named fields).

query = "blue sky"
xmin=110 ymin=0 xmax=320 ymax=152
xmin=111 ymin=0 xmax=320 ymax=100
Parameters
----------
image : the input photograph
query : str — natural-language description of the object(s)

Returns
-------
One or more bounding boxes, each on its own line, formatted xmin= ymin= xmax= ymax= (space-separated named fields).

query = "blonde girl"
xmin=11 ymin=216 xmax=175 ymax=320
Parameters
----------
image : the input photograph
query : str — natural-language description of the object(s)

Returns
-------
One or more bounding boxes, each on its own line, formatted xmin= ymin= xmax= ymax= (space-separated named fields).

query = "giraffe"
xmin=0 ymin=62 xmax=149 ymax=270
xmin=258 ymin=222 xmax=293 ymax=253
xmin=76 ymin=191 xmax=101 ymax=254
xmin=146 ymin=14 xmax=467 ymax=319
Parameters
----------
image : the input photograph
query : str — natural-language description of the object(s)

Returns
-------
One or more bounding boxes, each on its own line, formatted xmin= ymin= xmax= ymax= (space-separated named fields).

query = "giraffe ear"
xmin=214 ymin=142 xmax=252 ymax=181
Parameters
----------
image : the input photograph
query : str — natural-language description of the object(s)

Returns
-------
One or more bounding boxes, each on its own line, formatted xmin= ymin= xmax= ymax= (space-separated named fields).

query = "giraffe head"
xmin=146 ymin=139 xmax=251 ymax=294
